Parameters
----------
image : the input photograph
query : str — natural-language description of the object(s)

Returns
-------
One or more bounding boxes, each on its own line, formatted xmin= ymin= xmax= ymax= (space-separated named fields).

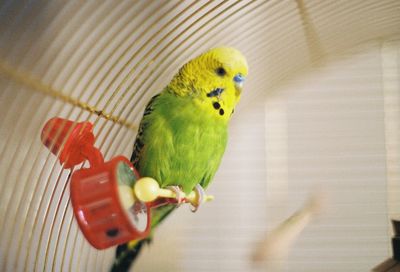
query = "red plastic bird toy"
xmin=41 ymin=117 xmax=213 ymax=249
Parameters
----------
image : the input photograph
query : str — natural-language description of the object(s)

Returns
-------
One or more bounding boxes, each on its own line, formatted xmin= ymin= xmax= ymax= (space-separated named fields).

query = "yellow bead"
xmin=134 ymin=177 xmax=160 ymax=202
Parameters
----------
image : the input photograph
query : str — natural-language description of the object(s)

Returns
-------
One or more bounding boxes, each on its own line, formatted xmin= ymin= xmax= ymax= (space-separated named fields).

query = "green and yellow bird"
xmin=111 ymin=47 xmax=248 ymax=271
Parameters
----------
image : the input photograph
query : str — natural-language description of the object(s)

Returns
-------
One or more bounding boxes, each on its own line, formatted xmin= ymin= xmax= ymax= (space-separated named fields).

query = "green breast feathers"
xmin=131 ymin=91 xmax=228 ymax=194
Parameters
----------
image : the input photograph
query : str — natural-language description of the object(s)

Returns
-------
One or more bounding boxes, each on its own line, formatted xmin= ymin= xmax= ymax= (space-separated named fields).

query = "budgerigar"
xmin=111 ymin=47 xmax=248 ymax=271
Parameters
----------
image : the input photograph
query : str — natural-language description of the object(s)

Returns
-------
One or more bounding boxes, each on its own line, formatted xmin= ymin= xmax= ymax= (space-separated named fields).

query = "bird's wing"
xmin=130 ymin=93 xmax=161 ymax=168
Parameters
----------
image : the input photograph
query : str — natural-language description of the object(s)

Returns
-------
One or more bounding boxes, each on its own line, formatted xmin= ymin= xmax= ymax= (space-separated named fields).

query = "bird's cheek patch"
xmin=206 ymin=88 xmax=224 ymax=98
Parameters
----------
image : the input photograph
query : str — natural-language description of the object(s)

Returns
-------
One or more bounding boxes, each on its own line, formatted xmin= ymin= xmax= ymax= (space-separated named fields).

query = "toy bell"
xmin=41 ymin=118 xmax=150 ymax=249
xmin=70 ymin=156 xmax=150 ymax=249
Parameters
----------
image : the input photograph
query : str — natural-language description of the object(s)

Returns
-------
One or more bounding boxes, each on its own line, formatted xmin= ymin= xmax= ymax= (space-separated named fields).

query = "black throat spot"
xmin=213 ymin=102 xmax=221 ymax=109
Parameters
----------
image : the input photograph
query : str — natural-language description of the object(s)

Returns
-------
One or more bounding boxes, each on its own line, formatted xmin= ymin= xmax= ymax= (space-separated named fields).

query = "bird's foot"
xmin=190 ymin=184 xmax=205 ymax=213
xmin=166 ymin=185 xmax=184 ymax=206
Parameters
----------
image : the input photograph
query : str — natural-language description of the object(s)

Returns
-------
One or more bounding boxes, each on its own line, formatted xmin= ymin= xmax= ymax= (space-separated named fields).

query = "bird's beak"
xmin=235 ymin=81 xmax=244 ymax=90
xmin=234 ymin=74 xmax=245 ymax=92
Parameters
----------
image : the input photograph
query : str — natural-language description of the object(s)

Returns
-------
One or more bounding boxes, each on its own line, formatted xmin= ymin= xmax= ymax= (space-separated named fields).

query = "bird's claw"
xmin=190 ymin=184 xmax=205 ymax=213
xmin=166 ymin=185 xmax=184 ymax=206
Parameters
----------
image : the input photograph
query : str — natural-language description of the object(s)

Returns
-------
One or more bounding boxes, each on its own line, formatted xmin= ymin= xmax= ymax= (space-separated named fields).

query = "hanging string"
xmin=0 ymin=59 xmax=138 ymax=131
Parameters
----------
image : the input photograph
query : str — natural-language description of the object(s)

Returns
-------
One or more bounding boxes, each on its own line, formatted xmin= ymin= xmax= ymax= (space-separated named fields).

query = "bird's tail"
xmin=110 ymin=205 xmax=175 ymax=271
xmin=110 ymin=239 xmax=148 ymax=272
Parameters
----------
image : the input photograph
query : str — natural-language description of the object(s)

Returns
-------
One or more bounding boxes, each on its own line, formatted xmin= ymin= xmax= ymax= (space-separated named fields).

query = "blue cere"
xmin=234 ymin=74 xmax=245 ymax=83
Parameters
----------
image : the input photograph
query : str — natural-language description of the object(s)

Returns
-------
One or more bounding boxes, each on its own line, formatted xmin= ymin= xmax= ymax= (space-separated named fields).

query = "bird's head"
xmin=170 ymin=47 xmax=248 ymax=121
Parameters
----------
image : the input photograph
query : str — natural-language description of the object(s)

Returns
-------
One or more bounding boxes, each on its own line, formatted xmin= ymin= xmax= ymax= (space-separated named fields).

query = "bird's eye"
xmin=215 ymin=67 xmax=226 ymax=76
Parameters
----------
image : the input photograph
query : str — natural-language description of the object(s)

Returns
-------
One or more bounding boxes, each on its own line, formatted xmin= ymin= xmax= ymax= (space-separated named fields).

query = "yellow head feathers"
xmin=169 ymin=47 xmax=248 ymax=121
